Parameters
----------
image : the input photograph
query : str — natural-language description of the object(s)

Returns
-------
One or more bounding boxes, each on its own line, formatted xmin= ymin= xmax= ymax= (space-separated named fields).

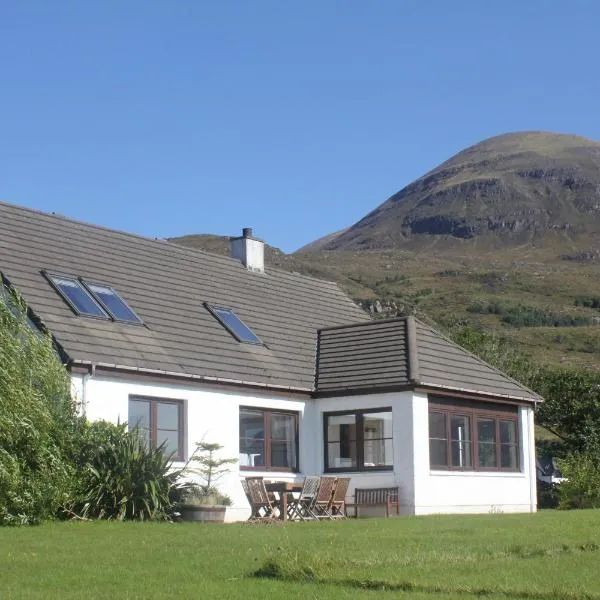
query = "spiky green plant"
xmin=71 ymin=421 xmax=182 ymax=521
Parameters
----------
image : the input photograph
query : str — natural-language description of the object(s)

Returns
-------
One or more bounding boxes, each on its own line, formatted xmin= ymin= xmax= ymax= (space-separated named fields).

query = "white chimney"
xmin=230 ymin=228 xmax=264 ymax=273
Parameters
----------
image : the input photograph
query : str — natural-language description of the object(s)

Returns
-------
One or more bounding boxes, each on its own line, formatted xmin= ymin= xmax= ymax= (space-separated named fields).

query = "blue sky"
xmin=1 ymin=2 xmax=599 ymax=252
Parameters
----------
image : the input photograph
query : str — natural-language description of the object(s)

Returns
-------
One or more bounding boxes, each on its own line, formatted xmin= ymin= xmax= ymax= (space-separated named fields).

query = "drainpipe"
xmin=527 ymin=407 xmax=537 ymax=513
xmin=80 ymin=364 xmax=96 ymax=418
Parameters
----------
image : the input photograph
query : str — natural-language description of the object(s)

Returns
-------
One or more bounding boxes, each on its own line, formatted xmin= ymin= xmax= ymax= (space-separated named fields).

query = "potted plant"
xmin=180 ymin=441 xmax=237 ymax=523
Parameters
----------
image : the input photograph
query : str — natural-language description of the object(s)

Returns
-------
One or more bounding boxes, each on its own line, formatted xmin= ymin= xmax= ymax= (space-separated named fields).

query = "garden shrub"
xmin=0 ymin=291 xmax=79 ymax=525
xmin=70 ymin=421 xmax=183 ymax=521
xmin=537 ymin=480 xmax=560 ymax=509
xmin=558 ymin=453 xmax=600 ymax=509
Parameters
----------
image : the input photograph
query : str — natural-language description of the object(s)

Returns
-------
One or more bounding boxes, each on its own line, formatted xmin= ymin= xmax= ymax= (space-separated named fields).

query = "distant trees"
xmin=467 ymin=300 xmax=593 ymax=328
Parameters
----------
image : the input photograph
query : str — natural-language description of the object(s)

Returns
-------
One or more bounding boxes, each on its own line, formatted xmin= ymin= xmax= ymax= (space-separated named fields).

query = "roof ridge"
xmin=0 ymin=200 xmax=349 ymax=292
xmin=413 ymin=316 xmax=542 ymax=401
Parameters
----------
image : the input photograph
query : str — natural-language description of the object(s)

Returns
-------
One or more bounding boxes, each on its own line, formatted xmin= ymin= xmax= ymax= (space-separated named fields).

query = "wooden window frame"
xmin=128 ymin=396 xmax=185 ymax=461
xmin=428 ymin=396 xmax=520 ymax=472
xmin=323 ymin=407 xmax=393 ymax=473
xmin=239 ymin=407 xmax=299 ymax=473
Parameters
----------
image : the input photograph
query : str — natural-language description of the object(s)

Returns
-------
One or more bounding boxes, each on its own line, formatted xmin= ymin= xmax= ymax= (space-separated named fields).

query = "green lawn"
xmin=1 ymin=511 xmax=600 ymax=599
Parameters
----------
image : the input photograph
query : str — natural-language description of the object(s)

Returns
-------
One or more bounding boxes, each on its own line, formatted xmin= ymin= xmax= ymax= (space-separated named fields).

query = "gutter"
xmin=69 ymin=360 xmax=312 ymax=394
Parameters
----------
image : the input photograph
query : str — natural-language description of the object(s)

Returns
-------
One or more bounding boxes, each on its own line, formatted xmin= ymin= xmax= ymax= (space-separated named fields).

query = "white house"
xmin=0 ymin=200 xmax=541 ymax=520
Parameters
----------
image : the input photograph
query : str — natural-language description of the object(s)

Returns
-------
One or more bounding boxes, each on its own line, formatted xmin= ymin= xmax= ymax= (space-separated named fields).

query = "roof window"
xmin=82 ymin=281 xmax=142 ymax=324
xmin=205 ymin=304 xmax=262 ymax=344
xmin=44 ymin=271 xmax=142 ymax=324
xmin=47 ymin=274 xmax=109 ymax=319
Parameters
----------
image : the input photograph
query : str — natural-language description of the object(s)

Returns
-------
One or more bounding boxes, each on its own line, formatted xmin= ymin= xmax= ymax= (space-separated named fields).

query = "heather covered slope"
xmin=169 ymin=132 xmax=600 ymax=371
xmin=320 ymin=132 xmax=600 ymax=251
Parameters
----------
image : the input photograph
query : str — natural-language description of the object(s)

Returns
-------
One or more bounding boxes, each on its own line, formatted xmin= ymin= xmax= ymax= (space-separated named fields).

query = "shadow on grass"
xmin=253 ymin=542 xmax=600 ymax=600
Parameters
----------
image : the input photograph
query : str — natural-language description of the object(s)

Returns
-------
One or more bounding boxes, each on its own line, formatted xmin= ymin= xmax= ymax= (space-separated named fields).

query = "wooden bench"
xmin=347 ymin=487 xmax=400 ymax=518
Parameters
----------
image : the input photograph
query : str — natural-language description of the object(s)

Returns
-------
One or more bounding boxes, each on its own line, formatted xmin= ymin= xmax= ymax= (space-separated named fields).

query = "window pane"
xmin=87 ymin=283 xmax=141 ymax=323
xmin=209 ymin=306 xmax=262 ymax=344
xmin=157 ymin=402 xmax=179 ymax=431
xmin=500 ymin=420 xmax=517 ymax=444
xmin=500 ymin=444 xmax=518 ymax=469
xmin=129 ymin=399 xmax=150 ymax=430
xmin=450 ymin=415 xmax=471 ymax=468
xmin=363 ymin=412 xmax=393 ymax=468
xmin=363 ymin=412 xmax=393 ymax=437
xmin=327 ymin=414 xmax=356 ymax=443
xmin=270 ymin=413 xmax=296 ymax=469
xmin=364 ymin=438 xmax=393 ymax=467
xmin=478 ymin=419 xmax=496 ymax=443
xmin=430 ymin=439 xmax=447 ymax=467
xmin=478 ymin=419 xmax=497 ymax=467
xmin=270 ymin=413 xmax=295 ymax=440
xmin=327 ymin=442 xmax=357 ymax=469
xmin=52 ymin=277 xmax=107 ymax=317
xmin=429 ymin=412 xmax=446 ymax=440
xmin=156 ymin=429 xmax=179 ymax=457
xmin=239 ymin=409 xmax=265 ymax=467
xmin=271 ymin=441 xmax=296 ymax=469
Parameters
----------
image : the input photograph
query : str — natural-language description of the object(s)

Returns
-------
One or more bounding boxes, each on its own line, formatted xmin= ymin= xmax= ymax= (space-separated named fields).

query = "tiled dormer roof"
xmin=0 ymin=200 xmax=368 ymax=391
xmin=315 ymin=317 xmax=541 ymax=403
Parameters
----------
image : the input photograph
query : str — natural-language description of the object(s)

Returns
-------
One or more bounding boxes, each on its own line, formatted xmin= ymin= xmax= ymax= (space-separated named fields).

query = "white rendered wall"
xmin=412 ymin=391 xmax=537 ymax=515
xmin=72 ymin=373 xmax=307 ymax=522
xmin=71 ymin=373 xmax=538 ymax=520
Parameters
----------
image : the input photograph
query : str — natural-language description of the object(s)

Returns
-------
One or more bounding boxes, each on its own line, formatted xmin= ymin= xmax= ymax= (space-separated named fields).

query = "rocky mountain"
xmin=317 ymin=132 xmax=600 ymax=251
xmin=170 ymin=132 xmax=600 ymax=372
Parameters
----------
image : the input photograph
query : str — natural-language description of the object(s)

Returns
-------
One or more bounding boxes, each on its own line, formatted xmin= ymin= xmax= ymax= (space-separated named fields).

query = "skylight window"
xmin=83 ymin=281 xmax=142 ymax=324
xmin=205 ymin=304 xmax=262 ymax=344
xmin=47 ymin=275 xmax=109 ymax=318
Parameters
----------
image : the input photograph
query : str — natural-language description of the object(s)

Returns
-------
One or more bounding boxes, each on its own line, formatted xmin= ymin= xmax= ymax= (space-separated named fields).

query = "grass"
xmin=2 ymin=511 xmax=600 ymax=599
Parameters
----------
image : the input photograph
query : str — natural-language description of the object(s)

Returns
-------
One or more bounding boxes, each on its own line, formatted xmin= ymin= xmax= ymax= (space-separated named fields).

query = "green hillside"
xmin=170 ymin=132 xmax=600 ymax=371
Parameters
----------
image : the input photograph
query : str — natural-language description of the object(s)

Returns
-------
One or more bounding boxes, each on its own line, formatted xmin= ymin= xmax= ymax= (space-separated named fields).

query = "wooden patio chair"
xmin=329 ymin=477 xmax=351 ymax=519
xmin=312 ymin=476 xmax=337 ymax=520
xmin=244 ymin=477 xmax=277 ymax=520
xmin=288 ymin=476 xmax=321 ymax=521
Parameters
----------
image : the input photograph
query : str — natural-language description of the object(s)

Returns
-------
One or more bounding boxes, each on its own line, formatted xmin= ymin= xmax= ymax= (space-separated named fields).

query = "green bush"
xmin=70 ymin=421 xmax=182 ymax=521
xmin=537 ymin=480 xmax=561 ymax=509
xmin=0 ymin=290 xmax=79 ymax=525
xmin=558 ymin=453 xmax=600 ymax=509
xmin=466 ymin=300 xmax=592 ymax=327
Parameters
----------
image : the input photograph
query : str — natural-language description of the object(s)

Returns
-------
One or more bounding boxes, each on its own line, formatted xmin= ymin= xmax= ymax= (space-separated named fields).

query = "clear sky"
xmin=2 ymin=1 xmax=599 ymax=252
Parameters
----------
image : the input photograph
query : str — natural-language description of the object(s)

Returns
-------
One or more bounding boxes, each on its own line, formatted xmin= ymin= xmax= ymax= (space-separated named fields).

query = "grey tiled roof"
xmin=316 ymin=317 xmax=542 ymax=402
xmin=0 ymin=201 xmax=368 ymax=391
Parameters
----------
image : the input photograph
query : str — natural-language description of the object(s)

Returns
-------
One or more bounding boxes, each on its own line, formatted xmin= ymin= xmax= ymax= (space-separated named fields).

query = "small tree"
xmin=187 ymin=442 xmax=237 ymax=505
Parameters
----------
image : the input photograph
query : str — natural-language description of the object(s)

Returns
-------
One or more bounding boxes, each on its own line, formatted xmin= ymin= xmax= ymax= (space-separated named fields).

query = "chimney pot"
xmin=242 ymin=227 xmax=253 ymax=238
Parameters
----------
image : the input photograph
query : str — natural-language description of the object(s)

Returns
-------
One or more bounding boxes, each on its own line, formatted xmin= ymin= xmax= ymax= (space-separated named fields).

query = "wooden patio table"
xmin=264 ymin=480 xmax=304 ymax=521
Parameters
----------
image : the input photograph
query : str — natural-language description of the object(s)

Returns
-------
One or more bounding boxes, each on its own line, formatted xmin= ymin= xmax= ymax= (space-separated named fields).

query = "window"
xmin=428 ymin=397 xmax=520 ymax=471
xmin=205 ymin=304 xmax=262 ymax=344
xmin=324 ymin=408 xmax=393 ymax=472
xmin=43 ymin=271 xmax=142 ymax=324
xmin=128 ymin=397 xmax=184 ymax=461
xmin=239 ymin=408 xmax=298 ymax=471
xmin=46 ymin=274 xmax=108 ymax=318
xmin=82 ymin=281 xmax=142 ymax=324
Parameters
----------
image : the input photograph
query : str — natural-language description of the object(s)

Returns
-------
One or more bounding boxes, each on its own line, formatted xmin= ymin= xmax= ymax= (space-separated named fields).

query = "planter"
xmin=181 ymin=504 xmax=227 ymax=523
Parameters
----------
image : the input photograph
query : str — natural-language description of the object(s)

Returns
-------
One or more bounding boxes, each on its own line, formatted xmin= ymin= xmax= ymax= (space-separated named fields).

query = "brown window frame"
xmin=128 ymin=396 xmax=185 ymax=461
xmin=323 ymin=407 xmax=393 ymax=473
xmin=428 ymin=396 xmax=520 ymax=472
xmin=239 ymin=407 xmax=299 ymax=473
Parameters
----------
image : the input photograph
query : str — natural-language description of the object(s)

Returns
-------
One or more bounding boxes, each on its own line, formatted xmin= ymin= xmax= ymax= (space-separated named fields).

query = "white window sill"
xmin=429 ymin=470 xmax=525 ymax=478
